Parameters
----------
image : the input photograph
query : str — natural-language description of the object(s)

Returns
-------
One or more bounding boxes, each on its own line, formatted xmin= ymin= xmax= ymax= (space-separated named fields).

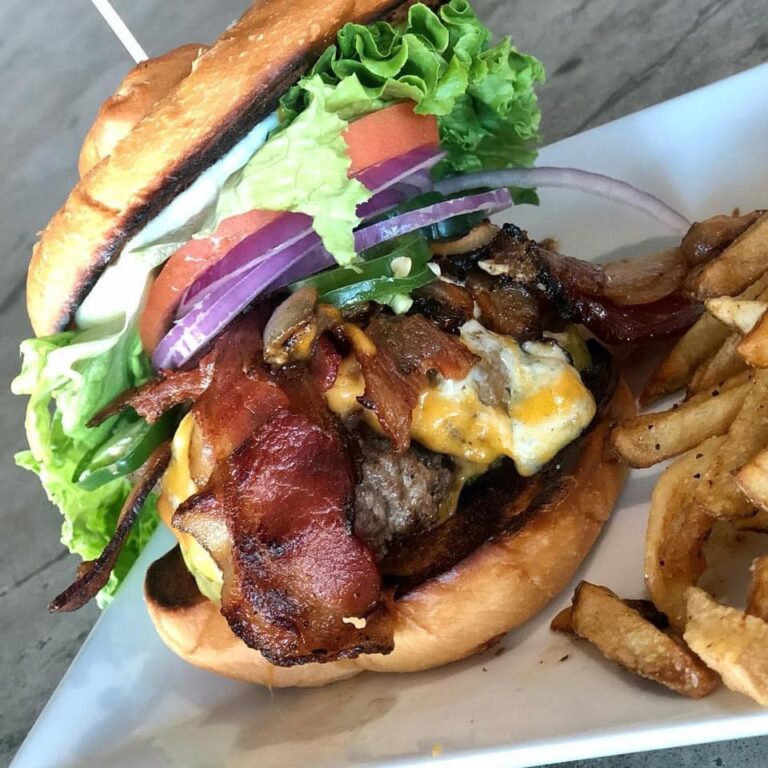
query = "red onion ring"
xmin=435 ymin=167 xmax=691 ymax=235
xmin=354 ymin=188 xmax=513 ymax=252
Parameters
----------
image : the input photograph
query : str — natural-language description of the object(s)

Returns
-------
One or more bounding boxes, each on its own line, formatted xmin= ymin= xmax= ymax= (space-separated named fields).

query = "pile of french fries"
xmin=553 ymin=212 xmax=768 ymax=705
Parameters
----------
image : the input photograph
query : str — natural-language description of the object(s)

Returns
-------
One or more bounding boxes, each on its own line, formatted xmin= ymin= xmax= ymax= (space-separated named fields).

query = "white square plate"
xmin=12 ymin=63 xmax=768 ymax=768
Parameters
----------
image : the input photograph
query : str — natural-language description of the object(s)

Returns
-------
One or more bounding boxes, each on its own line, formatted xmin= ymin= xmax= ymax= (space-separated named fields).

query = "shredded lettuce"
xmin=280 ymin=0 xmax=544 ymax=178
xmin=12 ymin=318 xmax=158 ymax=607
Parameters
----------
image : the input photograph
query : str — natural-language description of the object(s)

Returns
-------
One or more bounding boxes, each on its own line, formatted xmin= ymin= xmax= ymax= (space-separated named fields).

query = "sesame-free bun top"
xmin=25 ymin=0 xmax=422 ymax=337
xmin=78 ymin=44 xmax=208 ymax=178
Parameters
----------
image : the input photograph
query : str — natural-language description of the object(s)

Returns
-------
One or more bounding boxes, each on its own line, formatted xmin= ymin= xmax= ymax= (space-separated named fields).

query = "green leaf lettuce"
xmin=280 ymin=0 xmax=545 ymax=178
xmin=12 ymin=324 xmax=158 ymax=607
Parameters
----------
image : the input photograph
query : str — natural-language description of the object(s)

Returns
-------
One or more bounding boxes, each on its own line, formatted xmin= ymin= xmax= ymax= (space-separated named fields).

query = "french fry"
xmin=705 ymin=298 xmax=767 ymax=335
xmin=692 ymin=370 xmax=768 ymax=520
xmin=735 ymin=446 xmax=768 ymax=514
xmin=645 ymin=437 xmax=724 ymax=631
xmin=738 ymin=311 xmax=768 ymax=368
xmin=642 ymin=314 xmax=730 ymax=404
xmin=642 ymin=271 xmax=768 ymax=404
xmin=733 ymin=506 xmax=768 ymax=532
xmin=611 ymin=382 xmax=748 ymax=468
xmin=685 ymin=587 xmax=768 ymax=706
xmin=688 ymin=333 xmax=748 ymax=394
xmin=747 ymin=557 xmax=768 ymax=622
xmin=550 ymin=606 xmax=573 ymax=633
xmin=550 ymin=599 xmax=668 ymax=633
xmin=570 ymin=582 xmax=718 ymax=698
xmin=693 ymin=212 xmax=768 ymax=299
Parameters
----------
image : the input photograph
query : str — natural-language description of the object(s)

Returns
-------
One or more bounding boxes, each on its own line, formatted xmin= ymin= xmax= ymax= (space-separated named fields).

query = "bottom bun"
xmin=145 ymin=378 xmax=635 ymax=687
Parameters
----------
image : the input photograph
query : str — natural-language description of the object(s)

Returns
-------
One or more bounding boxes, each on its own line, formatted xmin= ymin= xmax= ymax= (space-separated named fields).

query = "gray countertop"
xmin=1 ymin=0 xmax=766 ymax=765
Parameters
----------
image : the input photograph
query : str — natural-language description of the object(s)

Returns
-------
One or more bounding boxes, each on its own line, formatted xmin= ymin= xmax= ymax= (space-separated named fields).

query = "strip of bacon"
xmin=175 ymin=409 xmax=393 ymax=666
xmin=349 ymin=314 xmax=477 ymax=453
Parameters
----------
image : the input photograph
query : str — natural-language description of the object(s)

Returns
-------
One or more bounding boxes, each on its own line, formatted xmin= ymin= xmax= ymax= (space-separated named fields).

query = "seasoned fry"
xmin=623 ymin=599 xmax=671 ymax=630
xmin=642 ymin=272 xmax=768 ymax=404
xmin=642 ymin=314 xmax=730 ymax=404
xmin=611 ymin=383 xmax=747 ymax=468
xmin=570 ymin=582 xmax=717 ymax=698
xmin=688 ymin=333 xmax=748 ymax=394
xmin=692 ymin=212 xmax=768 ymax=299
xmin=738 ymin=311 xmax=768 ymax=368
xmin=705 ymin=298 xmax=767 ymax=335
xmin=645 ymin=437 xmax=724 ymax=630
xmin=747 ymin=557 xmax=768 ymax=622
xmin=692 ymin=370 xmax=768 ymax=520
xmin=551 ymin=599 xmax=668 ymax=633
xmin=732 ymin=506 xmax=768 ymax=532
xmin=685 ymin=587 xmax=768 ymax=706
xmin=735 ymin=446 xmax=768 ymax=514
xmin=550 ymin=606 xmax=573 ymax=633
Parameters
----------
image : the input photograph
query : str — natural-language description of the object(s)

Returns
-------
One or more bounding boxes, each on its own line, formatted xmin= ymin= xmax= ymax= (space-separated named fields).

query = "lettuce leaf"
xmin=280 ymin=0 xmax=544 ymax=178
xmin=214 ymin=77 xmax=369 ymax=265
xmin=12 ymin=323 xmax=158 ymax=607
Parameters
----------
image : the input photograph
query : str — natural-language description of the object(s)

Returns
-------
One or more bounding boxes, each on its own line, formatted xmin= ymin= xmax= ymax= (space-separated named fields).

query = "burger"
xmin=17 ymin=0 xmax=701 ymax=688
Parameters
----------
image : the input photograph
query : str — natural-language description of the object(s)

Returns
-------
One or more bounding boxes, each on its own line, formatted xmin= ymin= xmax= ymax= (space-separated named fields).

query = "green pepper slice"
xmin=290 ymin=233 xmax=431 ymax=299
xmin=74 ymin=409 xmax=179 ymax=491
xmin=319 ymin=265 xmax=436 ymax=309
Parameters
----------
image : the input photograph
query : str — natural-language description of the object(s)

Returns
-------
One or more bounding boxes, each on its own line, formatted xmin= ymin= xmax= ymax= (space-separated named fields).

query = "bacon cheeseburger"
xmin=16 ymin=0 xmax=667 ymax=687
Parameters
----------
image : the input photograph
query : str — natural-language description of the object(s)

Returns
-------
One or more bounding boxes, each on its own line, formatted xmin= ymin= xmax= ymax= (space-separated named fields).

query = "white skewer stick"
xmin=90 ymin=0 xmax=148 ymax=63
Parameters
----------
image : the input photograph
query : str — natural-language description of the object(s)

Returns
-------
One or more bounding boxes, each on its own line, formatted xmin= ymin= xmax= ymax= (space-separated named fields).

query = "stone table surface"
xmin=1 ymin=0 xmax=766 ymax=765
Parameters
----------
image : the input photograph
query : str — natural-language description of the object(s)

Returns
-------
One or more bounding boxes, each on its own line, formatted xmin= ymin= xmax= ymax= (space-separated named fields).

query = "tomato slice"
xmin=140 ymin=103 xmax=439 ymax=354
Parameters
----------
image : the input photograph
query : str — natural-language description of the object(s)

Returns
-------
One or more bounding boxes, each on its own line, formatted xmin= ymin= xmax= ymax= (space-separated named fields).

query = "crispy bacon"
xmin=477 ymin=224 xmax=700 ymax=344
xmin=88 ymin=312 xmax=268 ymax=427
xmin=572 ymin=292 xmax=703 ymax=345
xmin=174 ymin=409 xmax=393 ymax=665
xmin=309 ymin=335 xmax=341 ymax=393
xmin=349 ymin=314 xmax=477 ymax=452
xmin=88 ymin=361 xmax=212 ymax=426
xmin=190 ymin=316 xmax=288 ymax=473
xmin=50 ymin=442 xmax=171 ymax=611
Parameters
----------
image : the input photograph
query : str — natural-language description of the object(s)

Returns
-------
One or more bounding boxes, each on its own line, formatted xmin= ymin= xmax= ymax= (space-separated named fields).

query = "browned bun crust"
xmin=26 ymin=0 xmax=435 ymax=338
xmin=78 ymin=44 xmax=208 ymax=178
xmin=145 ymin=377 xmax=635 ymax=687
xmin=26 ymin=0 xmax=420 ymax=337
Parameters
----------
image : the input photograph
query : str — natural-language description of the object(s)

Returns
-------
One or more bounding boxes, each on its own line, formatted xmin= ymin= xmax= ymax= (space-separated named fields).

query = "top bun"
xmin=26 ymin=0 xmax=422 ymax=337
xmin=78 ymin=44 xmax=208 ymax=177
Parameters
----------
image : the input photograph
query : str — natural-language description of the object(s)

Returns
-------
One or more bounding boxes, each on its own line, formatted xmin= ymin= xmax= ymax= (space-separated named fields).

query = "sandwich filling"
xmin=14 ymin=0 xmax=547 ymax=605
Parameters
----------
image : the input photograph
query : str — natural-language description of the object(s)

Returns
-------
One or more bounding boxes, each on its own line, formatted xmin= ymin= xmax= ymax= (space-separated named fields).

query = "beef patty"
xmin=352 ymin=428 xmax=455 ymax=558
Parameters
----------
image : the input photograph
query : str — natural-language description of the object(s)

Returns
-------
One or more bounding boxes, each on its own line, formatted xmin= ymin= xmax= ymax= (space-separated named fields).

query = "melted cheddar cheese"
xmin=325 ymin=320 xmax=596 ymax=476
xmin=160 ymin=413 xmax=223 ymax=602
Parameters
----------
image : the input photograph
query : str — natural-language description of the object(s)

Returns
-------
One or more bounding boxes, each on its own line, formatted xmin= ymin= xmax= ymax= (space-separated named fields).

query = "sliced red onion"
xmin=177 ymin=213 xmax=317 ymax=316
xmin=434 ymin=167 xmax=691 ymax=234
xmin=178 ymin=147 xmax=443 ymax=315
xmin=270 ymin=244 xmax=333 ymax=291
xmin=357 ymin=187 xmax=410 ymax=220
xmin=354 ymin=188 xmax=513 ymax=252
xmin=355 ymin=145 xmax=443 ymax=192
xmin=153 ymin=237 xmax=321 ymax=369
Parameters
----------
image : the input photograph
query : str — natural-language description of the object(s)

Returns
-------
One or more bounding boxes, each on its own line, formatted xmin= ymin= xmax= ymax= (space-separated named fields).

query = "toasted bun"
xmin=78 ymin=44 xmax=208 ymax=178
xmin=145 ymin=377 xmax=635 ymax=687
xmin=26 ymin=0 xmax=429 ymax=337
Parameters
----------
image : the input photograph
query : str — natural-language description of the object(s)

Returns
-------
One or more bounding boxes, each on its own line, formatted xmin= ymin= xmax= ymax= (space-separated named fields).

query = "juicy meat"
xmin=466 ymin=272 xmax=542 ymax=341
xmin=476 ymin=224 xmax=700 ymax=344
xmin=352 ymin=429 xmax=455 ymax=558
xmin=412 ymin=280 xmax=474 ymax=334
